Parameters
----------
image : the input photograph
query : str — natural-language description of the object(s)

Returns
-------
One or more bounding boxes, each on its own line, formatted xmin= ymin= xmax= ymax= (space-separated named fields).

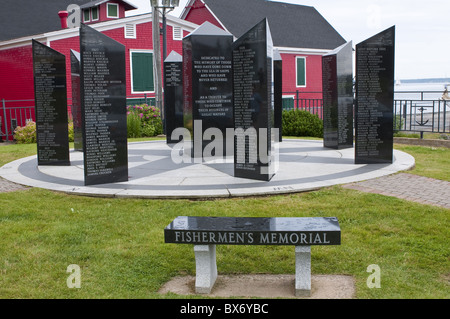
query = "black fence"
xmin=282 ymin=90 xmax=450 ymax=134
xmin=393 ymin=91 xmax=449 ymax=134
xmin=1 ymin=91 xmax=449 ymax=141
xmin=0 ymin=95 xmax=154 ymax=141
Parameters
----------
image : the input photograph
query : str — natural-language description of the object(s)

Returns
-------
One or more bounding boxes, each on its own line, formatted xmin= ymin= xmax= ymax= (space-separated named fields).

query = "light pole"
xmin=150 ymin=0 xmax=179 ymax=134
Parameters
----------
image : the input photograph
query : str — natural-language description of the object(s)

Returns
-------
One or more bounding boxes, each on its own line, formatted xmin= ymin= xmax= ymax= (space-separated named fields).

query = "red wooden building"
xmin=0 ymin=0 xmax=346 ymax=140
xmin=181 ymin=0 xmax=347 ymax=108
xmin=0 ymin=0 xmax=197 ymax=140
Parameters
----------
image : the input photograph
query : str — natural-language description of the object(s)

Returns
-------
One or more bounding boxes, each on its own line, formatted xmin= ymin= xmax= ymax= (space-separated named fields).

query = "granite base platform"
xmin=0 ymin=139 xmax=415 ymax=199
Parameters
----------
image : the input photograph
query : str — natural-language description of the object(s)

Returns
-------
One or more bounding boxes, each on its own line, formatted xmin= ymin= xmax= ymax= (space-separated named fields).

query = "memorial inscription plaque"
xmin=355 ymin=26 xmax=395 ymax=164
xmin=80 ymin=24 xmax=128 ymax=186
xmin=183 ymin=22 xmax=234 ymax=158
xmin=165 ymin=216 xmax=341 ymax=246
xmin=322 ymin=41 xmax=354 ymax=149
xmin=70 ymin=50 xmax=83 ymax=151
xmin=274 ymin=49 xmax=283 ymax=142
xmin=32 ymin=40 xmax=70 ymax=166
xmin=164 ymin=51 xmax=184 ymax=144
xmin=233 ymin=18 xmax=276 ymax=181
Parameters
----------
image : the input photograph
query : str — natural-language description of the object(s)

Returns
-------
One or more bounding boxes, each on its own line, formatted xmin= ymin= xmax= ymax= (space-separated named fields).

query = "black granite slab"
xmin=233 ymin=18 xmax=276 ymax=181
xmin=70 ymin=50 xmax=83 ymax=152
xmin=273 ymin=49 xmax=283 ymax=142
xmin=165 ymin=216 xmax=341 ymax=246
xmin=182 ymin=22 xmax=234 ymax=158
xmin=322 ymin=41 xmax=354 ymax=149
xmin=32 ymin=40 xmax=70 ymax=166
xmin=80 ymin=24 xmax=128 ymax=186
xmin=164 ymin=51 xmax=184 ymax=144
xmin=355 ymin=26 xmax=395 ymax=164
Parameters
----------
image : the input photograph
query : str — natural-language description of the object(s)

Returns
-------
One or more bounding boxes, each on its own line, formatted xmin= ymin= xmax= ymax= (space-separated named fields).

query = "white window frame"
xmin=295 ymin=56 xmax=307 ymax=88
xmin=282 ymin=95 xmax=295 ymax=109
xmin=83 ymin=9 xmax=91 ymax=23
xmin=107 ymin=3 xmax=119 ymax=18
xmin=130 ymin=49 xmax=155 ymax=94
xmin=91 ymin=6 xmax=99 ymax=21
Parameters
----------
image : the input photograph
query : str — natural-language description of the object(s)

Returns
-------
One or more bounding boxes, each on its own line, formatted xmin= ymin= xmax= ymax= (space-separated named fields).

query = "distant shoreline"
xmin=400 ymin=78 xmax=450 ymax=84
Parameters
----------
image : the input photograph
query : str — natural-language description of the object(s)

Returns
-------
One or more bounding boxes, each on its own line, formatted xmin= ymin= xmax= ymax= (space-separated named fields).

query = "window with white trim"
xmin=83 ymin=7 xmax=99 ymax=23
xmin=130 ymin=51 xmax=154 ymax=93
xmin=282 ymin=96 xmax=295 ymax=110
xmin=107 ymin=3 xmax=119 ymax=18
xmin=91 ymin=6 xmax=99 ymax=21
xmin=83 ymin=9 xmax=90 ymax=22
xmin=296 ymin=56 xmax=306 ymax=87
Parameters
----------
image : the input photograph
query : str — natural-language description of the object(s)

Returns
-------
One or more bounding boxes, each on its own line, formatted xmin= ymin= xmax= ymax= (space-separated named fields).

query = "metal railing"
xmin=1 ymin=91 xmax=449 ymax=141
xmin=394 ymin=99 xmax=449 ymax=134
xmin=0 ymin=94 xmax=156 ymax=141
xmin=282 ymin=90 xmax=450 ymax=134
xmin=281 ymin=91 xmax=323 ymax=119
xmin=1 ymin=99 xmax=35 ymax=141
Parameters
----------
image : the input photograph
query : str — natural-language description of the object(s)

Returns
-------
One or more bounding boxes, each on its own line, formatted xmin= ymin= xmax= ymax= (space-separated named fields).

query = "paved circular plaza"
xmin=0 ymin=139 xmax=415 ymax=199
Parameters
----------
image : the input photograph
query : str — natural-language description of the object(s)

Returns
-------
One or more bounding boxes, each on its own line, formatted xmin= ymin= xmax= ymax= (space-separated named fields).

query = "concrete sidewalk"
xmin=343 ymin=173 xmax=450 ymax=209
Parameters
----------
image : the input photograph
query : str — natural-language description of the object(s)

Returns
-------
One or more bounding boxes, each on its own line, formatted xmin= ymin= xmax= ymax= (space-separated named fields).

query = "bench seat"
xmin=165 ymin=216 xmax=341 ymax=296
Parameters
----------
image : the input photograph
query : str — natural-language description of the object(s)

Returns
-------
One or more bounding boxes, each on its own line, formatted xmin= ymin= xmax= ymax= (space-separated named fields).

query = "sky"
xmin=125 ymin=0 xmax=450 ymax=80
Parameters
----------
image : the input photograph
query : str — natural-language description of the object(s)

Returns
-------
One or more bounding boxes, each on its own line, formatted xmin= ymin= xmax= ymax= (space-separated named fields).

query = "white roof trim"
xmin=0 ymin=13 xmax=199 ymax=51
xmin=180 ymin=0 xmax=197 ymax=20
xmin=180 ymin=0 xmax=231 ymax=36
xmin=276 ymin=46 xmax=331 ymax=56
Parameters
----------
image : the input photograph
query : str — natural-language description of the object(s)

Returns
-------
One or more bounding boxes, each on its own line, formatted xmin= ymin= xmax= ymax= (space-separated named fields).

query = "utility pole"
xmin=151 ymin=1 xmax=179 ymax=134
xmin=151 ymin=4 xmax=163 ymax=125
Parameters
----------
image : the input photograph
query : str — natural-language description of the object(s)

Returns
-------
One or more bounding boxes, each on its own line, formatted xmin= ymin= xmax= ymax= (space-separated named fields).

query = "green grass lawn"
xmin=0 ymin=139 xmax=449 ymax=299
xmin=394 ymin=144 xmax=450 ymax=181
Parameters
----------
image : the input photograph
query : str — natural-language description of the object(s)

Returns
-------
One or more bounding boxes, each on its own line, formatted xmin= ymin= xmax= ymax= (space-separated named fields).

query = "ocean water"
xmin=394 ymin=82 xmax=449 ymax=101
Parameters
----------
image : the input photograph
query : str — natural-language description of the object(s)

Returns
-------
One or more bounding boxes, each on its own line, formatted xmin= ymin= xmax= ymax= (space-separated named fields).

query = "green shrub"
xmin=127 ymin=111 xmax=142 ymax=138
xmin=13 ymin=121 xmax=37 ymax=144
xmin=14 ymin=121 xmax=75 ymax=144
xmin=68 ymin=122 xmax=74 ymax=142
xmin=282 ymin=110 xmax=323 ymax=138
xmin=126 ymin=104 xmax=163 ymax=137
xmin=393 ymin=114 xmax=404 ymax=132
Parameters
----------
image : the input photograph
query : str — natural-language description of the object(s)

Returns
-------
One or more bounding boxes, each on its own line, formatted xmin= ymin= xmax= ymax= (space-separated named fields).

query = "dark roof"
xmin=199 ymin=0 xmax=346 ymax=50
xmin=80 ymin=0 xmax=137 ymax=10
xmin=0 ymin=0 xmax=136 ymax=42
xmin=0 ymin=0 xmax=86 ymax=41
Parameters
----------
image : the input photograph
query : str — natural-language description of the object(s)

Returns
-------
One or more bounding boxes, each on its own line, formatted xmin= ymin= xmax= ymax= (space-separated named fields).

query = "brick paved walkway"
xmin=0 ymin=177 xmax=28 ymax=193
xmin=343 ymin=173 xmax=450 ymax=209
xmin=1 ymin=168 xmax=448 ymax=209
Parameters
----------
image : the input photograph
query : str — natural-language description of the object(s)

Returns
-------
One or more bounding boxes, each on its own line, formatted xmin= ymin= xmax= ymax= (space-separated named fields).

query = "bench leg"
xmin=194 ymin=245 xmax=217 ymax=294
xmin=295 ymin=246 xmax=311 ymax=297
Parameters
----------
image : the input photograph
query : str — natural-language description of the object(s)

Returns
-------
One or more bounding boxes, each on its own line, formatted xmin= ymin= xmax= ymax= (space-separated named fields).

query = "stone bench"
xmin=164 ymin=216 xmax=341 ymax=297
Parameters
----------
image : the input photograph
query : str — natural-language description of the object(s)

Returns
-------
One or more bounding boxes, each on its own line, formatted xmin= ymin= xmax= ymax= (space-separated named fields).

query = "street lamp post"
xmin=151 ymin=0 xmax=179 ymax=134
